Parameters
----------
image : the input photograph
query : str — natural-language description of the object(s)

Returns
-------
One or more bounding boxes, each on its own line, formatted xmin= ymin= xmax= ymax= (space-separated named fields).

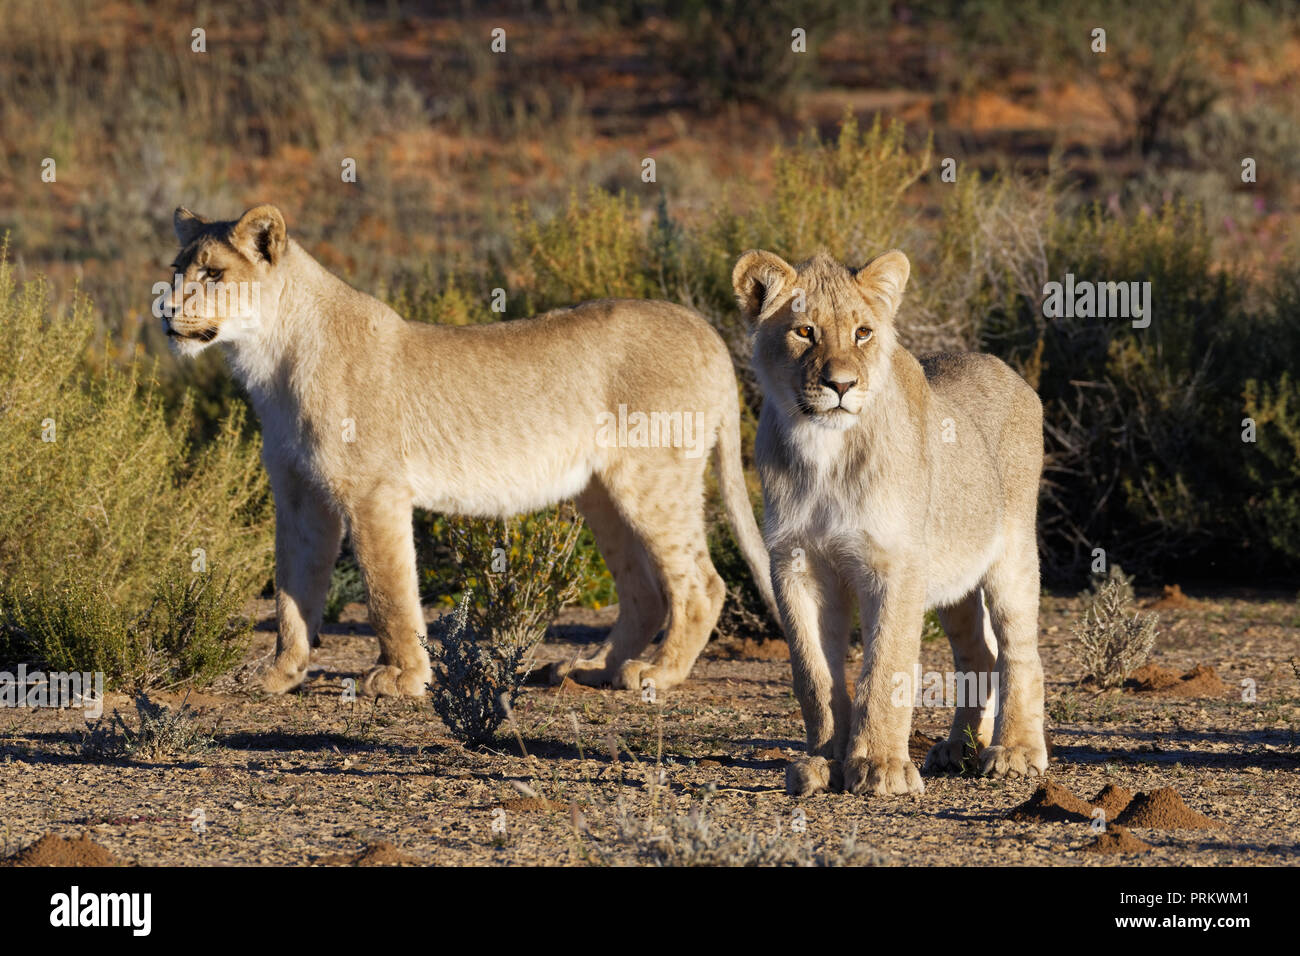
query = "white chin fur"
xmin=807 ymin=409 xmax=858 ymax=431
xmin=167 ymin=336 xmax=215 ymax=359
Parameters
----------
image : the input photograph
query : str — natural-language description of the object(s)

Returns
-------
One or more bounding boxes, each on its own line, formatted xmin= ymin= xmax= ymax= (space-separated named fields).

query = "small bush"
xmin=429 ymin=504 xmax=589 ymax=746
xmin=1088 ymin=563 xmax=1136 ymax=606
xmin=5 ymin=573 xmax=253 ymax=694
xmin=1072 ymin=573 xmax=1158 ymax=689
xmin=388 ymin=268 xmax=496 ymax=327
xmin=428 ymin=592 xmax=534 ymax=748
xmin=511 ymin=186 xmax=656 ymax=313
xmin=416 ymin=509 xmax=613 ymax=612
xmin=79 ymin=692 xmax=216 ymax=762
xmin=1243 ymin=371 xmax=1300 ymax=561
xmin=0 ymin=255 xmax=273 ymax=689
xmin=442 ymin=503 xmax=589 ymax=637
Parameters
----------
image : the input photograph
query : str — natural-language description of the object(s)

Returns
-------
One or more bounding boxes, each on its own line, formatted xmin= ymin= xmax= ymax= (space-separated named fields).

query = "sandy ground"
xmin=1 ymin=591 xmax=1297 ymax=866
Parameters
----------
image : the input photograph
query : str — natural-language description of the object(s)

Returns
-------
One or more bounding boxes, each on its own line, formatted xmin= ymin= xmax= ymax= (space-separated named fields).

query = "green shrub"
xmin=442 ymin=503 xmax=590 ymax=636
xmin=1243 ymin=372 xmax=1300 ymax=560
xmin=0 ymin=255 xmax=273 ymax=688
xmin=323 ymin=551 xmax=365 ymax=624
xmin=418 ymin=504 xmax=612 ymax=611
xmin=996 ymin=201 xmax=1300 ymax=582
xmin=5 ymin=573 xmax=253 ymax=693
xmin=388 ymin=267 xmax=497 ymax=327
xmin=511 ymin=186 xmax=656 ymax=313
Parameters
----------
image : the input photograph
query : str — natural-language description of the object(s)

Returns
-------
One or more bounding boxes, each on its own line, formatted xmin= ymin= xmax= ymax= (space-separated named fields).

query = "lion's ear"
xmin=231 ymin=204 xmax=287 ymax=265
xmin=854 ymin=249 xmax=910 ymax=318
xmin=173 ymin=207 xmax=208 ymax=246
xmin=732 ymin=250 xmax=797 ymax=321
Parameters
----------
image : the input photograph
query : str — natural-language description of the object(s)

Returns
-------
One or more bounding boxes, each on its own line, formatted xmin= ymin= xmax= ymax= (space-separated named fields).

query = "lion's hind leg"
xmin=922 ymin=588 xmax=998 ymax=774
xmin=552 ymin=478 xmax=667 ymax=689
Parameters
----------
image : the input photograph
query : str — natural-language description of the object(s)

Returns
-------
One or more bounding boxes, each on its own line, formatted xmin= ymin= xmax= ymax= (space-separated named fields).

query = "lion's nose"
xmin=821 ymin=377 xmax=857 ymax=398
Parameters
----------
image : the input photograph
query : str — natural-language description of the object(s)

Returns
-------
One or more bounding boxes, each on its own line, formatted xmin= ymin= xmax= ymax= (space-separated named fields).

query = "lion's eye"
xmin=855 ymin=327 xmax=873 ymax=343
xmin=793 ymin=325 xmax=815 ymax=340
xmin=206 ymin=268 xmax=223 ymax=282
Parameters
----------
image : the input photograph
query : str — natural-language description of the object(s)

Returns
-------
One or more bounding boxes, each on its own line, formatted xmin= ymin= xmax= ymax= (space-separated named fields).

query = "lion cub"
xmin=161 ymin=204 xmax=778 ymax=698
xmin=734 ymin=249 xmax=1048 ymax=796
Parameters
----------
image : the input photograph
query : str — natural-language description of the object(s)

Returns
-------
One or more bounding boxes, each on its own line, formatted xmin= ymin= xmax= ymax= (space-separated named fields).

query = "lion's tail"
xmin=714 ymin=392 xmax=781 ymax=628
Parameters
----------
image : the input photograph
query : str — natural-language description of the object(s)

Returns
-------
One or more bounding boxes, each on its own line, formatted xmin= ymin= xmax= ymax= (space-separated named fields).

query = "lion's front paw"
xmin=922 ymin=738 xmax=977 ymax=775
xmin=360 ymin=662 xmax=431 ymax=698
xmin=263 ymin=660 xmax=309 ymax=694
xmin=616 ymin=659 xmax=650 ymax=692
xmin=979 ymin=742 xmax=1047 ymax=779
xmin=785 ymin=755 xmax=842 ymax=795
xmin=618 ymin=661 xmax=683 ymax=695
xmin=845 ymin=755 xmax=924 ymax=796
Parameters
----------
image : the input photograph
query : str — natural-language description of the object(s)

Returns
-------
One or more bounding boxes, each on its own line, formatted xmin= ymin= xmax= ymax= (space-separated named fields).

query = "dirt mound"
xmin=1010 ymin=780 xmax=1219 ymax=831
xmin=316 ymin=842 xmax=422 ymax=866
xmin=4 ymin=832 xmax=121 ymax=867
xmin=500 ymin=796 xmax=555 ymax=812
xmin=1080 ymin=824 xmax=1152 ymax=855
xmin=1145 ymin=584 xmax=1200 ymax=610
xmin=1128 ymin=663 xmax=1227 ymax=697
xmin=908 ymin=731 xmax=939 ymax=763
xmin=547 ymin=674 xmax=598 ymax=695
xmin=1115 ymin=788 xmax=1221 ymax=829
xmin=1090 ymin=783 xmax=1137 ymax=820
xmin=1008 ymin=781 xmax=1096 ymax=823
xmin=719 ymin=638 xmax=790 ymax=661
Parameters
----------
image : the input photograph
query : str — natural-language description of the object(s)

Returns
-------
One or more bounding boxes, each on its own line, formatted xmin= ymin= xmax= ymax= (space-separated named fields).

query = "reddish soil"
xmin=315 ymin=842 xmax=422 ymax=866
xmin=1009 ymin=781 xmax=1097 ymax=823
xmin=1090 ymin=783 xmax=1137 ymax=820
xmin=500 ymin=797 xmax=556 ymax=812
xmin=1114 ymin=788 xmax=1222 ymax=830
xmin=549 ymin=676 xmax=600 ymax=696
xmin=720 ymin=638 xmax=791 ymax=662
xmin=1081 ymin=825 xmax=1152 ymax=855
xmin=908 ymin=731 xmax=939 ymax=764
xmin=1128 ymin=663 xmax=1229 ymax=697
xmin=1146 ymin=584 xmax=1202 ymax=611
xmin=1011 ymin=779 xmax=1220 ymax=835
xmin=4 ymin=833 xmax=121 ymax=867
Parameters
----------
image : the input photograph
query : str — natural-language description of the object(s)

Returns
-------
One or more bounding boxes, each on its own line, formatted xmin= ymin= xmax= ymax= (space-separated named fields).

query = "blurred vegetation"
xmin=473 ymin=120 xmax=1300 ymax=586
xmin=417 ymin=505 xmax=613 ymax=613
xmin=0 ymin=0 xmax=1296 ymax=685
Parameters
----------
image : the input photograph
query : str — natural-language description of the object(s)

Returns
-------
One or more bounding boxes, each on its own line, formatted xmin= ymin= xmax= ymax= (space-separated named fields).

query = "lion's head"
xmin=734 ymin=249 xmax=910 ymax=431
xmin=157 ymin=204 xmax=287 ymax=356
